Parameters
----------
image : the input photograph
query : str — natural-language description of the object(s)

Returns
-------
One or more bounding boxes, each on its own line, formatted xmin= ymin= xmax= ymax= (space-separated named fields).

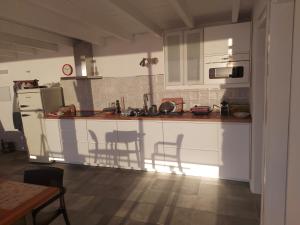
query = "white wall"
xmin=286 ymin=0 xmax=300 ymax=224
xmin=93 ymin=33 xmax=164 ymax=77
xmin=261 ymin=1 xmax=295 ymax=225
xmin=250 ymin=0 xmax=267 ymax=194
xmin=0 ymin=46 xmax=74 ymax=149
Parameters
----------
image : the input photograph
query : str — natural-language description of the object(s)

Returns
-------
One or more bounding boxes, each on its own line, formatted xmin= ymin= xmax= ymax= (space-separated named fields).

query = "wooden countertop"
xmin=0 ymin=179 xmax=59 ymax=225
xmin=45 ymin=111 xmax=251 ymax=123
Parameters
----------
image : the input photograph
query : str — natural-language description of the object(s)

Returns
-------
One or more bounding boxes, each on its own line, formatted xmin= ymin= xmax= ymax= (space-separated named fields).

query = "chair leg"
xmin=62 ymin=209 xmax=71 ymax=225
xmin=60 ymin=196 xmax=71 ymax=225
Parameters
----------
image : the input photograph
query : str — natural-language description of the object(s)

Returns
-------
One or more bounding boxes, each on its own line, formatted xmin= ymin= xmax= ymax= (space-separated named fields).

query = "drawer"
xmin=61 ymin=141 xmax=89 ymax=164
xmin=87 ymin=120 xmax=118 ymax=144
xmin=163 ymin=121 xmax=219 ymax=151
xmin=164 ymin=147 xmax=220 ymax=166
xmin=18 ymin=92 xmax=43 ymax=110
xmin=60 ymin=119 xmax=87 ymax=142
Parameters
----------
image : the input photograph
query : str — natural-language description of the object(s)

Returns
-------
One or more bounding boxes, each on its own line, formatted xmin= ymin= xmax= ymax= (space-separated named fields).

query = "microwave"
xmin=204 ymin=55 xmax=250 ymax=85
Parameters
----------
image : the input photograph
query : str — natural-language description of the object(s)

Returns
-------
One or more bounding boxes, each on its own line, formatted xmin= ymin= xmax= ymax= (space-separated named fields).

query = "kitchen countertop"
xmin=45 ymin=111 xmax=251 ymax=123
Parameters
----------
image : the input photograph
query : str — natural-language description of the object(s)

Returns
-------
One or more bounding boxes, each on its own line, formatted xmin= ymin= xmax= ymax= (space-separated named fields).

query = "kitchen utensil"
xmin=161 ymin=98 xmax=184 ymax=113
xmin=190 ymin=106 xmax=212 ymax=115
xmin=220 ymin=101 xmax=230 ymax=116
xmin=148 ymin=105 xmax=158 ymax=115
xmin=159 ymin=101 xmax=176 ymax=114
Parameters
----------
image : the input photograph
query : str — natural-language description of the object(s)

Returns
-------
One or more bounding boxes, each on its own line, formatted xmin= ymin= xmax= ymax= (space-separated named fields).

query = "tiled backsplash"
xmin=61 ymin=74 xmax=249 ymax=111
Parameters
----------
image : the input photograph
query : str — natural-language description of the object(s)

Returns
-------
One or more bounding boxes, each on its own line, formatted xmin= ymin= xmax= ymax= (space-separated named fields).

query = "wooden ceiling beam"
xmin=0 ymin=20 xmax=73 ymax=47
xmin=0 ymin=0 xmax=105 ymax=46
xmin=232 ymin=0 xmax=241 ymax=23
xmin=0 ymin=42 xmax=36 ymax=55
xmin=0 ymin=33 xmax=59 ymax=52
xmin=108 ymin=0 xmax=162 ymax=37
xmin=27 ymin=0 xmax=133 ymax=42
xmin=0 ymin=50 xmax=17 ymax=58
xmin=167 ymin=0 xmax=195 ymax=28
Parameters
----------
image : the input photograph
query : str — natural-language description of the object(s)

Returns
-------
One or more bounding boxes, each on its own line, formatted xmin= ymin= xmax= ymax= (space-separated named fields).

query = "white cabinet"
xmin=163 ymin=121 xmax=219 ymax=151
xmin=60 ymin=119 xmax=90 ymax=165
xmin=142 ymin=121 xmax=164 ymax=170
xmin=21 ymin=111 xmax=46 ymax=160
xmin=164 ymin=29 xmax=204 ymax=87
xmin=44 ymin=119 xmax=63 ymax=160
xmin=87 ymin=120 xmax=118 ymax=166
xmin=204 ymin=22 xmax=251 ymax=57
xmin=116 ymin=120 xmax=141 ymax=169
xmin=162 ymin=121 xmax=220 ymax=170
xmin=184 ymin=29 xmax=204 ymax=84
xmin=43 ymin=118 xmax=250 ymax=181
xmin=219 ymin=123 xmax=250 ymax=181
xmin=164 ymin=31 xmax=184 ymax=86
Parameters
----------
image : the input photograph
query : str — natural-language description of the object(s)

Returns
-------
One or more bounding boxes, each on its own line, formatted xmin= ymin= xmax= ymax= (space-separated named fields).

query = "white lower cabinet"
xmin=163 ymin=121 xmax=219 ymax=150
xmin=87 ymin=120 xmax=118 ymax=166
xmin=59 ymin=119 xmax=90 ymax=165
xmin=61 ymin=141 xmax=90 ymax=165
xmin=44 ymin=119 xmax=63 ymax=160
xmin=142 ymin=121 xmax=164 ymax=170
xmin=219 ymin=123 xmax=250 ymax=181
xmin=43 ymin=118 xmax=250 ymax=181
xmin=116 ymin=120 xmax=141 ymax=170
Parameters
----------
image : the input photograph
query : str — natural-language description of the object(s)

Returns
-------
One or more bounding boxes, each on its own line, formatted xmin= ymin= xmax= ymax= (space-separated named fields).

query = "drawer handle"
xmin=20 ymin=105 xmax=29 ymax=108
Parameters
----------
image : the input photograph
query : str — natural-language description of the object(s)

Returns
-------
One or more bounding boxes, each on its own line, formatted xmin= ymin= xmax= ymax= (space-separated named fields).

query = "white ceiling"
xmin=0 ymin=0 xmax=255 ymax=59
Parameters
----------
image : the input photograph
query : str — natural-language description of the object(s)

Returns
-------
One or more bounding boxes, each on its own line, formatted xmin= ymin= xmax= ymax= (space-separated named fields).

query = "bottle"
xmin=116 ymin=100 xmax=121 ymax=114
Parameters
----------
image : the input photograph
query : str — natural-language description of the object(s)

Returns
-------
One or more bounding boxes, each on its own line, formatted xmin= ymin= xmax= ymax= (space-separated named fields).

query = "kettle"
xmin=220 ymin=101 xmax=230 ymax=116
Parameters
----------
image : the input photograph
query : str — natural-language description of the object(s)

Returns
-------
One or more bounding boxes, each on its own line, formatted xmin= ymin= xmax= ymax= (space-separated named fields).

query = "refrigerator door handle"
xmin=21 ymin=114 xmax=31 ymax=117
xmin=20 ymin=105 xmax=29 ymax=108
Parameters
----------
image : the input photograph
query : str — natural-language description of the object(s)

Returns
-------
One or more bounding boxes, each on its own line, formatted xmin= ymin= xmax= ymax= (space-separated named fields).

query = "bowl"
xmin=233 ymin=112 xmax=250 ymax=118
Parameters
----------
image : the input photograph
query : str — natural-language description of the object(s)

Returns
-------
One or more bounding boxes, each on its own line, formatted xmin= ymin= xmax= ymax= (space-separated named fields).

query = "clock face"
xmin=62 ymin=64 xmax=73 ymax=76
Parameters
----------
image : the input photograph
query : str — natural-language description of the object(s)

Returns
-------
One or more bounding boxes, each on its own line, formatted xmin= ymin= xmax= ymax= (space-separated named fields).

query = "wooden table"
xmin=0 ymin=179 xmax=59 ymax=225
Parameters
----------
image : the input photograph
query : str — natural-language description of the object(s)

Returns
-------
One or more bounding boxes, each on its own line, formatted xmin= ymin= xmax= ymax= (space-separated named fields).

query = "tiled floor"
xmin=0 ymin=151 xmax=261 ymax=225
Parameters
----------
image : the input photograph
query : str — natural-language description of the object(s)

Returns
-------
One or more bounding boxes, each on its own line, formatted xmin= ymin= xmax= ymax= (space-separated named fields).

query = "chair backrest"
xmin=24 ymin=167 xmax=64 ymax=188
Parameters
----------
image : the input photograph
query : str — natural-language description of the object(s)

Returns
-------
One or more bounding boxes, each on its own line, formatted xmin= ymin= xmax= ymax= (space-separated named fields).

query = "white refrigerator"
xmin=18 ymin=87 xmax=63 ymax=163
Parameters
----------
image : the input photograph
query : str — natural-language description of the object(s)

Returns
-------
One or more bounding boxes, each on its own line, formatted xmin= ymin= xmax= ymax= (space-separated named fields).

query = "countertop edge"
xmin=44 ymin=112 xmax=252 ymax=123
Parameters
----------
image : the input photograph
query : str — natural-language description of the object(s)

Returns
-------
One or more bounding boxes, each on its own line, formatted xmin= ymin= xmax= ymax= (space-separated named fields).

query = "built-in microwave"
xmin=204 ymin=55 xmax=250 ymax=85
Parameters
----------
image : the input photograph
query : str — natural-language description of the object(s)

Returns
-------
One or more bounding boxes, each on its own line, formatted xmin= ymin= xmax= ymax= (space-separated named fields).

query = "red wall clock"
xmin=62 ymin=64 xmax=73 ymax=76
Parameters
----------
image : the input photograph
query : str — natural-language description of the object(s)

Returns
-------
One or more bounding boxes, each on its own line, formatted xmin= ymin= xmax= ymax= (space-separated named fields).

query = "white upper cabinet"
xmin=204 ymin=22 xmax=251 ymax=57
xmin=164 ymin=29 xmax=204 ymax=87
xmin=184 ymin=29 xmax=204 ymax=85
xmin=164 ymin=31 xmax=184 ymax=86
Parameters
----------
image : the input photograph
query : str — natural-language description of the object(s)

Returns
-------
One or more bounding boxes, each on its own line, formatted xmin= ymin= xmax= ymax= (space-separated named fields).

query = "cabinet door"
xmin=219 ymin=123 xmax=250 ymax=181
xmin=116 ymin=120 xmax=142 ymax=169
xmin=142 ymin=121 xmax=164 ymax=170
xmin=61 ymin=141 xmax=90 ymax=165
xmin=204 ymin=22 xmax=251 ymax=56
xmin=184 ymin=29 xmax=204 ymax=84
xmin=21 ymin=111 xmax=46 ymax=160
xmin=87 ymin=120 xmax=118 ymax=166
xmin=44 ymin=119 xmax=63 ymax=161
xmin=59 ymin=119 xmax=89 ymax=165
xmin=163 ymin=121 xmax=219 ymax=151
xmin=164 ymin=31 xmax=184 ymax=86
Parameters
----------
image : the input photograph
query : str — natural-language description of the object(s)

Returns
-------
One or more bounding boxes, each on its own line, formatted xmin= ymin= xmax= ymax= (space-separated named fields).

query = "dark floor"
xmin=0 ymin=151 xmax=261 ymax=225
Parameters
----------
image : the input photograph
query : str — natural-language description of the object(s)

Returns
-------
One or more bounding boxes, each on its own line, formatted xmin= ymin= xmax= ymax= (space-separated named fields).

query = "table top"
xmin=0 ymin=179 xmax=59 ymax=225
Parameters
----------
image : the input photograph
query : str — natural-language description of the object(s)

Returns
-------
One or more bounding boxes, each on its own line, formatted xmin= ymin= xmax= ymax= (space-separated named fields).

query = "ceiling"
xmin=0 ymin=0 xmax=255 ymax=60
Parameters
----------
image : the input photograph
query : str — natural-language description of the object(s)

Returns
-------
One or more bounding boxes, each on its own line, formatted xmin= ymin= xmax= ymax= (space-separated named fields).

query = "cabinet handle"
xmin=20 ymin=105 xmax=29 ymax=108
xmin=21 ymin=114 xmax=30 ymax=117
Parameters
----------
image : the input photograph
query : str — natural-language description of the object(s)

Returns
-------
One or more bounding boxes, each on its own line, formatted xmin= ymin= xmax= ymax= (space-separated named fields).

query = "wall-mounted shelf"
xmin=61 ymin=76 xmax=103 ymax=80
